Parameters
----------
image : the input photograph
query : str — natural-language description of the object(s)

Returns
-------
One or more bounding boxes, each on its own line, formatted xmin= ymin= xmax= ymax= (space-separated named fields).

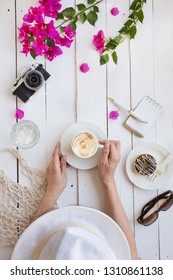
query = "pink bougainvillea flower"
xmin=110 ymin=7 xmax=120 ymax=16
xmin=45 ymin=20 xmax=57 ymax=34
xmin=18 ymin=0 xmax=76 ymax=61
xmin=39 ymin=0 xmax=62 ymax=18
xmin=18 ymin=23 xmax=30 ymax=39
xmin=23 ymin=6 xmax=45 ymax=24
xmin=15 ymin=109 xmax=24 ymax=120
xmin=92 ymin=30 xmax=105 ymax=54
xmin=80 ymin=63 xmax=90 ymax=73
xmin=45 ymin=21 xmax=60 ymax=40
xmin=44 ymin=45 xmax=63 ymax=61
xmin=30 ymin=23 xmax=45 ymax=37
xmin=59 ymin=36 xmax=73 ymax=48
xmin=32 ymin=37 xmax=48 ymax=55
xmin=109 ymin=110 xmax=119 ymax=120
xmin=64 ymin=25 xmax=76 ymax=39
xmin=21 ymin=40 xmax=31 ymax=55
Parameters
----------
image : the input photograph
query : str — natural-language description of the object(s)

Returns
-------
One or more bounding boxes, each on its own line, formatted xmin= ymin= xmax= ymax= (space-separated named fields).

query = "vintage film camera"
xmin=12 ymin=63 xmax=51 ymax=102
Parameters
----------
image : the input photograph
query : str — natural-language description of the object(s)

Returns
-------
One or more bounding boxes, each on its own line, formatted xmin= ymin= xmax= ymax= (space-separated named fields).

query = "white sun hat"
xmin=11 ymin=206 xmax=131 ymax=260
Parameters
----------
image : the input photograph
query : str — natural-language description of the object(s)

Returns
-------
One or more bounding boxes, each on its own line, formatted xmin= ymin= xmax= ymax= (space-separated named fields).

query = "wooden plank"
xmin=107 ymin=0 xmax=135 ymax=234
xmin=0 ymin=0 xmax=16 ymax=260
xmin=15 ymin=0 xmax=78 ymax=207
xmin=76 ymin=0 xmax=107 ymax=210
xmin=0 ymin=1 xmax=17 ymax=177
xmin=130 ymin=0 xmax=160 ymax=259
xmin=153 ymin=0 xmax=173 ymax=260
xmin=15 ymin=0 xmax=47 ymax=171
xmin=46 ymin=0 xmax=78 ymax=206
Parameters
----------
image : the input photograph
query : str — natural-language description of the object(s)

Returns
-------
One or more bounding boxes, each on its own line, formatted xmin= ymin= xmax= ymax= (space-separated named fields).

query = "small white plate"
xmin=126 ymin=142 xmax=173 ymax=190
xmin=61 ymin=122 xmax=107 ymax=170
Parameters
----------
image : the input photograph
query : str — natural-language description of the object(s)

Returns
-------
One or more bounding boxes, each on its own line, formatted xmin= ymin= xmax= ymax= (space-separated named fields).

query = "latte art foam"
xmin=72 ymin=132 xmax=98 ymax=158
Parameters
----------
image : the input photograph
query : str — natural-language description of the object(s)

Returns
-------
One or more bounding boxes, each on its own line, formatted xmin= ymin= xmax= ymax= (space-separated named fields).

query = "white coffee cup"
xmin=71 ymin=131 xmax=98 ymax=159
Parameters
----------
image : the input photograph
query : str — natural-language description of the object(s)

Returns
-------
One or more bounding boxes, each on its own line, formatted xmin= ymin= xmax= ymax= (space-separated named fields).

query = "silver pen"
xmin=109 ymin=97 xmax=147 ymax=124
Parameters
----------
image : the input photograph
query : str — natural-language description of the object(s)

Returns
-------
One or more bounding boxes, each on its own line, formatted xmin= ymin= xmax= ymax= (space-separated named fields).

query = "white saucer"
xmin=61 ymin=122 xmax=107 ymax=170
xmin=126 ymin=142 xmax=173 ymax=190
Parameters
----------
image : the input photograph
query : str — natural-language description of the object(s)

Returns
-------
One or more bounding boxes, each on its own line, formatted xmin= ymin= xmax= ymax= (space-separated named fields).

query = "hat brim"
xmin=11 ymin=206 xmax=131 ymax=260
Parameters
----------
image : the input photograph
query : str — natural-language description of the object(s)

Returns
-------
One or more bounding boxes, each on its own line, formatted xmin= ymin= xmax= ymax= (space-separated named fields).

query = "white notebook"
xmin=124 ymin=96 xmax=163 ymax=137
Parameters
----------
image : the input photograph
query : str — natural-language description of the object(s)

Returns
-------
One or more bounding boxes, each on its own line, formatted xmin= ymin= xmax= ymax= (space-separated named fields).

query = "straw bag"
xmin=0 ymin=148 xmax=46 ymax=246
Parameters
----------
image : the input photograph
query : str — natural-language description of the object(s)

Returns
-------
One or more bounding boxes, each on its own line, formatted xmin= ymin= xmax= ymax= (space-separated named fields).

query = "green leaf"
xmin=129 ymin=11 xmax=138 ymax=21
xmin=77 ymin=4 xmax=86 ymax=11
xmin=46 ymin=38 xmax=55 ymax=47
xmin=114 ymin=35 xmax=123 ymax=44
xmin=124 ymin=19 xmax=133 ymax=27
xmin=119 ymin=26 xmax=128 ymax=34
xmin=60 ymin=26 xmax=65 ymax=32
xmin=136 ymin=2 xmax=142 ymax=10
xmin=72 ymin=16 xmax=78 ymax=23
xmin=30 ymin=50 xmax=36 ymax=59
xmin=93 ymin=6 xmax=99 ymax=13
xmin=129 ymin=25 xmax=137 ymax=39
xmin=87 ymin=11 xmax=98 ymax=26
xmin=62 ymin=7 xmax=76 ymax=19
xmin=105 ymin=37 xmax=122 ymax=50
xmin=56 ymin=12 xmax=64 ymax=20
xmin=130 ymin=0 xmax=140 ymax=10
xmin=69 ymin=21 xmax=77 ymax=31
xmin=79 ymin=13 xmax=87 ymax=23
xmin=28 ymin=35 xmax=35 ymax=42
xmin=105 ymin=41 xmax=117 ymax=50
xmin=112 ymin=51 xmax=118 ymax=64
xmin=87 ymin=0 xmax=96 ymax=4
xmin=100 ymin=54 xmax=109 ymax=65
xmin=137 ymin=9 xmax=144 ymax=23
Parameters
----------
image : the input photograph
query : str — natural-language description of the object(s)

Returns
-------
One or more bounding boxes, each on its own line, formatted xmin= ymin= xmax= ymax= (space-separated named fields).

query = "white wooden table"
xmin=0 ymin=0 xmax=173 ymax=260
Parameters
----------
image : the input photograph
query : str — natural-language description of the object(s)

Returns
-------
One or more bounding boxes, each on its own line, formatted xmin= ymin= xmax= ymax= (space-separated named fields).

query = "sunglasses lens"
xmin=138 ymin=192 xmax=173 ymax=226
xmin=138 ymin=212 xmax=158 ymax=226
xmin=160 ymin=197 xmax=173 ymax=211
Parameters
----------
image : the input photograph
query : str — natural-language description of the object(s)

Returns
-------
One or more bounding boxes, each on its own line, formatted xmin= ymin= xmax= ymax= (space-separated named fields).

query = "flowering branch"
xmin=19 ymin=0 xmax=148 ymax=65
xmin=18 ymin=0 xmax=103 ymax=61
xmin=93 ymin=0 xmax=148 ymax=65
xmin=57 ymin=0 xmax=103 ymax=30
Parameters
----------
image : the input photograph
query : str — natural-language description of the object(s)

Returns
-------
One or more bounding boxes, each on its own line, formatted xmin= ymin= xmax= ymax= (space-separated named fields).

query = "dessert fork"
xmin=149 ymin=151 xmax=173 ymax=181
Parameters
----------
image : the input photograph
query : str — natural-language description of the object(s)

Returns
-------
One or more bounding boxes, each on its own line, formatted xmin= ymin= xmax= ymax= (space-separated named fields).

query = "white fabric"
xmin=37 ymin=227 xmax=117 ymax=260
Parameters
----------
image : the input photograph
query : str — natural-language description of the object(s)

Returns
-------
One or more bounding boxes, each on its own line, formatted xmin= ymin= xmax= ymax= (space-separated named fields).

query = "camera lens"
xmin=24 ymin=70 xmax=44 ymax=89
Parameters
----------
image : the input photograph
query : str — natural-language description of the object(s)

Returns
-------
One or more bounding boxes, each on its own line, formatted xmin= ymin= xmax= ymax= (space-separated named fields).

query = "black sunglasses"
xmin=137 ymin=190 xmax=173 ymax=226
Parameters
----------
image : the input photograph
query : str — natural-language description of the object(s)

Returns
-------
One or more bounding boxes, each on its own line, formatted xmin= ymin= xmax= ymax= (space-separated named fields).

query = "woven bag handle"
xmin=0 ymin=148 xmax=46 ymax=186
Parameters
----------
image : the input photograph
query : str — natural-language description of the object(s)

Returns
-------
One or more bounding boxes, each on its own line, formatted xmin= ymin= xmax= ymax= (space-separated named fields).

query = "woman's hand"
xmin=98 ymin=140 xmax=121 ymax=186
xmin=31 ymin=143 xmax=67 ymax=222
xmin=46 ymin=142 xmax=67 ymax=200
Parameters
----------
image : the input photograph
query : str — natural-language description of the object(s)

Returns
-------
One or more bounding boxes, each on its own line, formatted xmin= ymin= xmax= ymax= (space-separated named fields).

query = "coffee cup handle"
xmin=98 ymin=144 xmax=103 ymax=149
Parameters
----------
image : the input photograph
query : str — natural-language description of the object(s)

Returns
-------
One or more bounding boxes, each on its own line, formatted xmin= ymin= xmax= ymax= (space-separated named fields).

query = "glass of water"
xmin=10 ymin=120 xmax=40 ymax=149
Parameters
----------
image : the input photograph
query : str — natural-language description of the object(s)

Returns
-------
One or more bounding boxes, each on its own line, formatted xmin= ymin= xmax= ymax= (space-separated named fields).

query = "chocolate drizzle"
xmin=134 ymin=154 xmax=157 ymax=175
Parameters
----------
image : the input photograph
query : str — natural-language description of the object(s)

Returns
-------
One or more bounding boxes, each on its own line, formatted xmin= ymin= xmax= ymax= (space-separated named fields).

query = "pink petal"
xmin=92 ymin=29 xmax=105 ymax=53
xmin=64 ymin=25 xmax=76 ymax=39
xmin=111 ymin=7 xmax=120 ymax=16
xmin=109 ymin=110 xmax=119 ymax=120
xmin=80 ymin=63 xmax=90 ymax=73
xmin=15 ymin=109 xmax=24 ymax=119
